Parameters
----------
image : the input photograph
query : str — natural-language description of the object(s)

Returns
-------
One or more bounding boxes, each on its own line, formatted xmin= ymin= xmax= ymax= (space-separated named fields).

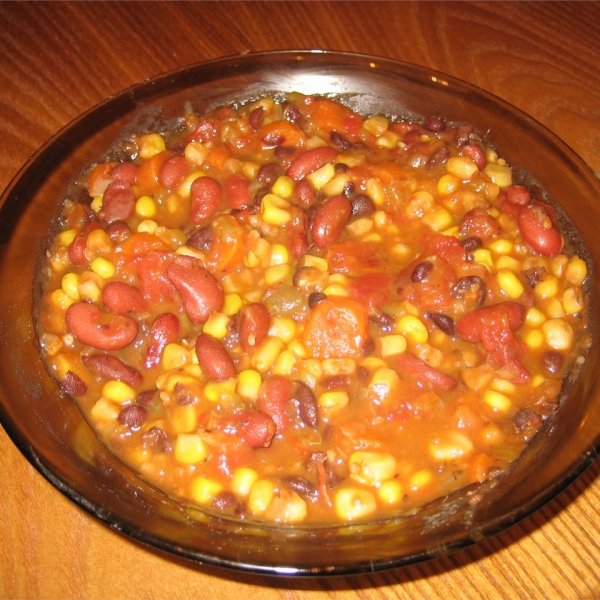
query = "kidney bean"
xmin=311 ymin=195 xmax=352 ymax=249
xmin=248 ymin=106 xmax=265 ymax=130
xmin=111 ymin=162 xmax=139 ymax=185
xmin=283 ymin=476 xmax=319 ymax=503
xmin=83 ymin=353 xmax=143 ymax=387
xmin=118 ymin=405 xmax=148 ymax=430
xmin=397 ymin=353 xmax=457 ymax=391
xmin=455 ymin=124 xmax=475 ymax=146
xmin=100 ymin=180 xmax=136 ymax=224
xmin=518 ymin=204 xmax=564 ymax=257
xmin=262 ymin=132 xmax=284 ymax=147
xmin=68 ymin=222 xmax=101 ymax=266
xmin=460 ymin=207 xmax=500 ymax=240
xmin=256 ymin=162 xmax=281 ymax=186
xmin=506 ymin=185 xmax=531 ymax=206
xmin=423 ymin=115 xmax=446 ymax=132
xmin=292 ymin=381 xmax=318 ymax=428
xmin=144 ymin=313 xmax=179 ymax=369
xmin=166 ymin=255 xmax=224 ymax=324
xmin=330 ymin=131 xmax=353 ymax=150
xmin=141 ymin=426 xmax=170 ymax=451
xmin=238 ymin=303 xmax=270 ymax=353
xmin=225 ymin=174 xmax=251 ymax=210
xmin=350 ymin=193 xmax=375 ymax=217
xmin=452 ymin=276 xmax=487 ymax=306
xmin=456 ymin=301 xmax=526 ymax=345
xmin=426 ymin=145 xmax=450 ymax=169
xmin=283 ymin=103 xmax=302 ymax=123
xmin=158 ymin=154 xmax=188 ymax=190
xmin=102 ymin=281 xmax=147 ymax=315
xmin=424 ymin=311 xmax=456 ymax=336
xmin=461 ymin=236 xmax=483 ymax=253
xmin=190 ymin=176 xmax=222 ymax=224
xmin=65 ymin=302 xmax=138 ymax=351
xmin=195 ymin=333 xmax=236 ymax=381
xmin=60 ymin=371 xmax=87 ymax=396
xmin=287 ymin=146 xmax=338 ymax=181
xmin=289 ymin=228 xmax=310 ymax=258
xmin=294 ymin=179 xmax=316 ymax=208
xmin=191 ymin=119 xmax=218 ymax=143
xmin=459 ymin=141 xmax=486 ymax=170
xmin=235 ymin=409 xmax=276 ymax=448
xmin=136 ymin=389 xmax=159 ymax=407
xmin=104 ymin=220 xmax=131 ymax=243
xmin=411 ymin=261 xmax=433 ymax=283
xmin=187 ymin=225 xmax=213 ymax=250
xmin=369 ymin=311 xmax=395 ymax=331
xmin=257 ymin=375 xmax=294 ymax=432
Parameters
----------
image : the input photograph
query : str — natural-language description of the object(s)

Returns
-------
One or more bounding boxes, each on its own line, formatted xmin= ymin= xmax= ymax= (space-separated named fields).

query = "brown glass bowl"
xmin=0 ymin=50 xmax=599 ymax=576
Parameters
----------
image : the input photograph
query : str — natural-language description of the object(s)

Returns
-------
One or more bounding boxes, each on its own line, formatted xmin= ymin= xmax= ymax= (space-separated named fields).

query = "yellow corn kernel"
xmin=348 ymin=451 xmax=397 ymax=486
xmin=190 ymin=477 xmax=223 ymax=505
xmin=360 ymin=356 xmax=388 ymax=370
xmin=86 ymin=229 xmax=113 ymax=256
xmin=162 ymin=343 xmax=192 ymax=371
xmin=497 ymin=269 xmax=524 ymax=299
xmin=496 ymin=255 xmax=520 ymax=272
xmin=271 ymin=349 xmax=296 ymax=375
xmin=204 ymin=377 xmax=237 ymax=403
xmin=248 ymin=479 xmax=276 ymax=515
xmin=489 ymin=239 xmax=514 ymax=255
xmin=321 ymin=358 xmax=356 ymax=377
xmin=366 ymin=178 xmax=386 ymax=206
xmin=90 ymin=257 xmax=115 ymax=279
xmin=378 ymin=334 xmax=408 ymax=357
xmin=346 ymin=217 xmax=374 ymax=238
xmin=322 ymin=172 xmax=351 ymax=197
xmin=484 ymin=163 xmax=513 ymax=188
xmin=429 ymin=431 xmax=474 ymax=461
xmin=306 ymin=162 xmax=336 ymax=189
xmin=268 ymin=318 xmax=296 ymax=344
xmin=77 ymin=271 xmax=102 ymax=303
xmin=250 ymin=337 xmax=285 ymax=372
xmin=446 ymin=156 xmax=478 ymax=179
xmin=334 ymin=488 xmax=377 ymax=521
xmin=138 ymin=133 xmax=166 ymax=159
xmin=270 ymin=244 xmax=289 ymax=266
xmin=299 ymin=358 xmax=322 ymax=384
xmin=484 ymin=389 xmax=512 ymax=412
xmin=565 ymin=256 xmax=587 ymax=286
xmin=322 ymin=284 xmax=349 ymax=297
xmin=437 ymin=173 xmax=460 ymax=196
xmin=56 ymin=228 xmax=77 ymax=247
xmin=177 ymin=171 xmax=205 ymax=199
xmin=184 ymin=362 xmax=202 ymax=376
xmin=531 ymin=374 xmax=546 ymax=388
xmin=222 ymin=293 xmax=243 ymax=316
xmin=301 ymin=255 xmax=329 ymax=272
xmin=170 ymin=404 xmax=198 ymax=434
xmin=241 ymin=161 xmax=259 ymax=180
xmin=90 ymin=196 xmax=103 ymax=213
xmin=61 ymin=273 xmax=80 ymax=300
xmin=174 ymin=433 xmax=207 ymax=465
xmin=184 ymin=141 xmax=209 ymax=166
xmin=271 ymin=175 xmax=294 ymax=199
xmin=422 ymin=206 xmax=453 ymax=232
xmin=135 ymin=195 xmax=156 ymax=218
xmin=137 ymin=219 xmax=159 ymax=234
xmin=534 ymin=275 xmax=558 ymax=300
xmin=471 ymin=248 xmax=493 ymax=270
xmin=395 ymin=314 xmax=428 ymax=345
xmin=376 ymin=130 xmax=400 ymax=149
xmin=265 ymin=264 xmax=290 ymax=286
xmin=156 ymin=372 xmax=199 ymax=393
xmin=287 ymin=339 xmax=308 ymax=359
xmin=542 ymin=318 xmax=574 ymax=350
xmin=482 ymin=424 xmax=504 ymax=444
xmin=260 ymin=194 xmax=291 ymax=225
xmin=102 ymin=380 xmax=136 ymax=404
xmin=91 ymin=398 xmax=120 ymax=422
xmin=546 ymin=298 xmax=566 ymax=319
xmin=232 ymin=467 xmax=259 ymax=498
xmin=305 ymin=135 xmax=328 ymax=149
xmin=243 ymin=250 xmax=261 ymax=269
xmin=318 ymin=390 xmax=349 ymax=410
xmin=378 ymin=480 xmax=403 ymax=505
xmin=236 ymin=369 xmax=262 ymax=400
xmin=202 ymin=312 xmax=230 ymax=340
xmin=492 ymin=379 xmax=516 ymax=394
xmin=363 ymin=115 xmax=389 ymax=136
xmin=367 ymin=367 xmax=401 ymax=404
xmin=525 ymin=307 xmax=546 ymax=327
xmin=563 ymin=287 xmax=584 ymax=315
xmin=524 ymin=329 xmax=544 ymax=349
xmin=550 ymin=254 xmax=569 ymax=279
xmin=409 ymin=470 xmax=433 ymax=490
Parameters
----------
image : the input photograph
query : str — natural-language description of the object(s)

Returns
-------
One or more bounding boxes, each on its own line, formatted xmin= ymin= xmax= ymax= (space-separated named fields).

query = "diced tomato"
xmin=348 ymin=273 xmax=393 ymax=310
xmin=136 ymin=150 xmax=171 ymax=196
xmin=326 ymin=240 xmax=391 ymax=277
xmin=308 ymin=98 xmax=364 ymax=137
xmin=257 ymin=120 xmax=307 ymax=148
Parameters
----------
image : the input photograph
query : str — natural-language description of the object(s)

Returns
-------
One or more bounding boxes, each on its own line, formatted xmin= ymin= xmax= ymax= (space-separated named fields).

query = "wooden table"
xmin=1 ymin=2 xmax=599 ymax=598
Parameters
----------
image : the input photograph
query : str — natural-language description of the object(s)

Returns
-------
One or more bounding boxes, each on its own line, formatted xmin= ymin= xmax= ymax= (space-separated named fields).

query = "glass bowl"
xmin=1 ymin=50 xmax=599 ymax=577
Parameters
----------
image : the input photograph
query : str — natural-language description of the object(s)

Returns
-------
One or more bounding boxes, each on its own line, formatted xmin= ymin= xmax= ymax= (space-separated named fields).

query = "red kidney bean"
xmin=459 ymin=141 xmax=486 ymax=170
xmin=104 ymin=220 xmax=131 ymax=243
xmin=287 ymin=146 xmax=338 ymax=181
xmin=396 ymin=353 xmax=457 ymax=391
xmin=60 ymin=371 xmax=87 ymax=396
xmin=460 ymin=236 xmax=483 ymax=253
xmin=283 ymin=103 xmax=302 ymax=123
xmin=460 ymin=207 xmax=500 ymax=240
xmin=83 ymin=353 xmax=143 ymax=387
xmin=423 ymin=115 xmax=446 ymax=132
xmin=330 ymin=131 xmax=353 ymax=151
xmin=256 ymin=162 xmax=281 ymax=186
xmin=455 ymin=124 xmax=475 ymax=146
xmin=102 ymin=281 xmax=147 ymax=315
xmin=257 ymin=375 xmax=294 ymax=432
xmin=224 ymin=174 xmax=251 ymax=210
xmin=456 ymin=301 xmax=526 ymax=345
xmin=68 ymin=222 xmax=101 ymax=266
xmin=411 ymin=261 xmax=433 ymax=283
xmin=166 ymin=255 xmax=224 ymax=324
xmin=118 ymin=405 xmax=148 ymax=429
xmin=111 ymin=162 xmax=139 ymax=185
xmin=65 ymin=302 xmax=138 ymax=350
xmin=517 ymin=204 xmax=564 ymax=257
xmin=158 ymin=154 xmax=188 ymax=190
xmin=235 ymin=409 xmax=276 ymax=448
xmin=311 ymin=195 xmax=351 ymax=249
xmin=292 ymin=381 xmax=318 ymax=428
xmin=424 ymin=311 xmax=456 ymax=336
xmin=100 ymin=180 xmax=136 ymax=224
xmin=187 ymin=225 xmax=213 ymax=250
xmin=239 ymin=303 xmax=270 ymax=354
xmin=426 ymin=145 xmax=450 ymax=169
xmin=294 ymin=179 xmax=316 ymax=208
xmin=289 ymin=228 xmax=310 ymax=258
xmin=248 ymin=106 xmax=265 ymax=130
xmin=350 ymin=193 xmax=375 ymax=217
xmin=191 ymin=119 xmax=218 ymax=143
xmin=190 ymin=176 xmax=222 ymax=224
xmin=195 ymin=333 xmax=236 ymax=381
xmin=136 ymin=389 xmax=159 ymax=406
xmin=505 ymin=185 xmax=530 ymax=206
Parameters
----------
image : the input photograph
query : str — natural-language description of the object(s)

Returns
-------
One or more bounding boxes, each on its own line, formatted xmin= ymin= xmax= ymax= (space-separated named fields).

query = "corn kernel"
xmin=306 ymin=162 xmax=335 ymax=189
xmin=524 ymin=329 xmax=544 ymax=349
xmin=360 ymin=356 xmax=388 ymax=370
xmin=236 ymin=369 xmax=262 ymax=399
xmin=176 ymin=171 xmax=205 ymax=199
xmin=190 ymin=477 xmax=223 ymax=505
xmin=137 ymin=219 xmax=159 ymax=234
xmin=542 ymin=318 xmax=574 ymax=350
xmin=242 ymin=161 xmax=259 ymax=180
xmin=270 ymin=244 xmax=289 ymax=266
xmin=184 ymin=141 xmax=209 ymax=166
xmin=563 ymin=287 xmax=584 ymax=315
xmin=546 ymin=298 xmax=566 ymax=319
xmin=491 ymin=379 xmax=516 ymax=393
xmin=202 ymin=312 xmax=230 ymax=339
xmin=91 ymin=398 xmax=120 ymax=422
xmin=409 ymin=470 xmax=433 ymax=490
xmin=301 ymin=255 xmax=329 ymax=271
xmin=446 ymin=156 xmax=478 ymax=179
xmin=138 ymin=133 xmax=166 ymax=159
xmin=61 ymin=273 xmax=80 ymax=300
xmin=349 ymin=451 xmax=397 ymax=485
xmin=318 ymin=391 xmax=349 ymax=410
xmin=497 ymin=269 xmax=524 ymax=299
xmin=378 ymin=334 xmax=408 ymax=357
xmin=482 ymin=424 xmax=504 ymax=443
xmin=222 ymin=293 xmax=243 ymax=316
xmin=204 ymin=377 xmax=237 ymax=402
xmin=271 ymin=175 xmax=294 ymax=199
xmin=423 ymin=206 xmax=453 ymax=232
xmin=322 ymin=172 xmax=351 ymax=197
xmin=170 ymin=404 xmax=198 ymax=434
xmin=299 ymin=358 xmax=322 ymax=384
xmin=250 ymin=337 xmax=285 ymax=372
xmin=429 ymin=431 xmax=474 ymax=461
xmin=232 ymin=467 xmax=259 ymax=498
xmin=305 ymin=135 xmax=328 ymax=149
xmin=86 ymin=229 xmax=113 ymax=257
xmin=322 ymin=284 xmax=349 ymax=297
xmin=484 ymin=163 xmax=513 ymax=188
xmin=321 ymin=358 xmax=356 ymax=377
xmin=271 ymin=349 xmax=296 ymax=375
xmin=156 ymin=371 xmax=199 ymax=393
xmin=162 ymin=343 xmax=192 ymax=371
xmin=265 ymin=264 xmax=290 ymax=286
xmin=367 ymin=367 xmax=401 ymax=403
xmin=363 ymin=115 xmax=389 ymax=136
xmin=437 ymin=173 xmax=460 ymax=196
xmin=90 ymin=257 xmax=115 ymax=279
xmin=56 ymin=229 xmax=77 ymax=247
xmin=174 ymin=433 xmax=207 ymax=464
xmin=525 ymin=307 xmax=546 ymax=327
xmin=496 ymin=255 xmax=520 ymax=271
xmin=484 ymin=390 xmax=512 ymax=412
xmin=248 ymin=479 xmax=276 ymax=515
xmin=287 ymin=339 xmax=308 ymax=359
xmin=135 ymin=195 xmax=156 ymax=218
xmin=395 ymin=314 xmax=428 ymax=345
xmin=102 ymin=380 xmax=136 ymax=404
xmin=243 ymin=250 xmax=261 ymax=269
xmin=346 ymin=217 xmax=374 ymax=238
xmin=565 ymin=256 xmax=587 ymax=286
xmin=471 ymin=248 xmax=493 ymax=269
xmin=378 ymin=480 xmax=403 ymax=505
xmin=489 ymin=239 xmax=514 ymax=255
xmin=260 ymin=194 xmax=291 ymax=225
xmin=375 ymin=130 xmax=400 ymax=148
xmin=334 ymin=488 xmax=377 ymax=521
xmin=366 ymin=178 xmax=386 ymax=206
xmin=534 ymin=275 xmax=558 ymax=299
xmin=268 ymin=317 xmax=296 ymax=343
xmin=77 ymin=272 xmax=102 ymax=303
xmin=531 ymin=374 xmax=546 ymax=388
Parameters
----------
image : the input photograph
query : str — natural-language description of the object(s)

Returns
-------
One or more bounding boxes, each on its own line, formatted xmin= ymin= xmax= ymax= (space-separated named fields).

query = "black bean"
xmin=514 ymin=408 xmax=543 ymax=438
xmin=342 ymin=181 xmax=355 ymax=198
xmin=426 ymin=145 xmax=450 ymax=169
xmin=542 ymin=351 xmax=564 ymax=375
xmin=293 ymin=381 xmax=318 ymax=428
xmin=411 ymin=261 xmax=433 ymax=283
xmin=330 ymin=131 xmax=353 ymax=150
xmin=321 ymin=375 xmax=351 ymax=390
xmin=308 ymin=291 xmax=327 ymax=308
xmin=257 ymin=162 xmax=281 ymax=186
xmin=350 ymin=194 xmax=376 ymax=217
xmin=253 ymin=186 xmax=271 ymax=207
xmin=105 ymin=220 xmax=131 ymax=243
xmin=452 ymin=275 xmax=487 ymax=305
xmin=187 ymin=226 xmax=213 ymax=250
xmin=136 ymin=389 xmax=158 ymax=406
xmin=212 ymin=491 xmax=238 ymax=511
xmin=423 ymin=115 xmax=446 ymax=132
xmin=118 ymin=405 xmax=148 ymax=430
xmin=283 ymin=476 xmax=319 ymax=502
xmin=461 ymin=236 xmax=483 ymax=253
xmin=369 ymin=312 xmax=395 ymax=331
xmin=455 ymin=124 xmax=475 ymax=146
xmin=425 ymin=311 xmax=456 ymax=336
xmin=524 ymin=266 xmax=547 ymax=288
xmin=141 ymin=427 xmax=170 ymax=451
xmin=248 ymin=106 xmax=265 ymax=130
xmin=284 ymin=103 xmax=302 ymax=123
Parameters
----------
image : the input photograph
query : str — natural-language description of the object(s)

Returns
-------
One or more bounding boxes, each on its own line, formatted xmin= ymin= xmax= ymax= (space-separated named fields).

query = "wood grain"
xmin=1 ymin=2 xmax=599 ymax=598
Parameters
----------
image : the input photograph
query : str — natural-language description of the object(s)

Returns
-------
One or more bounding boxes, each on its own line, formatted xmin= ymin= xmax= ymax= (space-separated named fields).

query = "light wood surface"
xmin=1 ymin=2 xmax=599 ymax=598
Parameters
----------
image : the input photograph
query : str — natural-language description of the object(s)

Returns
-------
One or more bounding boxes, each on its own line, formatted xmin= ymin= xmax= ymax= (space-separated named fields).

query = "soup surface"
xmin=35 ymin=94 xmax=589 ymax=524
